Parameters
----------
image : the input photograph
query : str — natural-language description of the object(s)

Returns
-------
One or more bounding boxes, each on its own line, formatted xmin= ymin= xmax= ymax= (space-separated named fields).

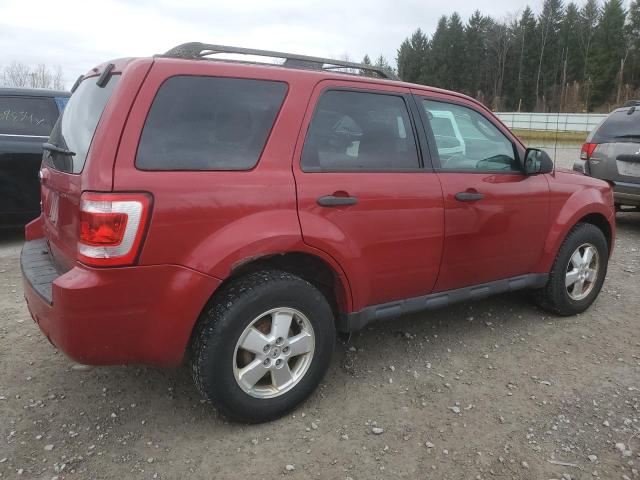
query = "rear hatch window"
xmin=0 ymin=96 xmax=59 ymax=136
xmin=590 ymin=108 xmax=640 ymax=143
xmin=46 ymin=75 xmax=120 ymax=173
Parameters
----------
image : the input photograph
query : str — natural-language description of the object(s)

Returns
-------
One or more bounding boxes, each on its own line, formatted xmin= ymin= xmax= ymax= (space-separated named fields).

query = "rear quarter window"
xmin=0 ymin=96 xmax=59 ymax=136
xmin=590 ymin=108 xmax=640 ymax=143
xmin=136 ymin=76 xmax=288 ymax=171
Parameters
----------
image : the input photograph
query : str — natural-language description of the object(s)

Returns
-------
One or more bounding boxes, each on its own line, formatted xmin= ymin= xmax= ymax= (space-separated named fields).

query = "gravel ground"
xmin=2 ymin=150 xmax=640 ymax=479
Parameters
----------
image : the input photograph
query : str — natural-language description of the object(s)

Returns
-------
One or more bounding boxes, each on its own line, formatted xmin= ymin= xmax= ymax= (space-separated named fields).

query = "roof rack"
xmin=160 ymin=42 xmax=398 ymax=80
xmin=624 ymin=100 xmax=640 ymax=107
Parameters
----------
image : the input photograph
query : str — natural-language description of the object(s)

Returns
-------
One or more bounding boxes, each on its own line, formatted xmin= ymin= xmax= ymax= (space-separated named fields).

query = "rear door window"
xmin=136 ymin=76 xmax=288 ymax=171
xmin=301 ymin=90 xmax=420 ymax=171
xmin=46 ymin=75 xmax=120 ymax=173
xmin=0 ymin=96 xmax=59 ymax=136
xmin=590 ymin=108 xmax=640 ymax=143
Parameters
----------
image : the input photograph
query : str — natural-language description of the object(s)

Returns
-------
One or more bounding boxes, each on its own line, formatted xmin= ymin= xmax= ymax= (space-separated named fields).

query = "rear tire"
xmin=189 ymin=270 xmax=335 ymax=423
xmin=534 ymin=223 xmax=608 ymax=316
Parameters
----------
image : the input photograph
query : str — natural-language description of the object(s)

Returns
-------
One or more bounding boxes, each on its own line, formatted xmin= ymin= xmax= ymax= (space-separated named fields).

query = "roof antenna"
xmin=553 ymin=112 xmax=559 ymax=172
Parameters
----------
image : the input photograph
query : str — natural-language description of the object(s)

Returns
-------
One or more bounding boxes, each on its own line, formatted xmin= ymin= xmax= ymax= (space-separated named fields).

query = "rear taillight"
xmin=78 ymin=192 xmax=151 ymax=267
xmin=580 ymin=143 xmax=598 ymax=160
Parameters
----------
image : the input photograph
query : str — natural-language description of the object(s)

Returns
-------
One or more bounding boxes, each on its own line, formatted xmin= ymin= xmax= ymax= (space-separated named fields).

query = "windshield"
xmin=46 ymin=74 xmax=120 ymax=173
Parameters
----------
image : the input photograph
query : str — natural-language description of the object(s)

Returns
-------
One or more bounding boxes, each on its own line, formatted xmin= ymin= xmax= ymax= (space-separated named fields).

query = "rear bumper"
xmin=572 ymin=160 xmax=589 ymax=175
xmin=612 ymin=181 xmax=640 ymax=206
xmin=21 ymin=237 xmax=221 ymax=367
xmin=573 ymin=161 xmax=640 ymax=207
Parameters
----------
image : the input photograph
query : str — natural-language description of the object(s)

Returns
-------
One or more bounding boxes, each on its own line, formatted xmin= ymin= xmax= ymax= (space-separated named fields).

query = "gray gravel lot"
xmin=2 ymin=148 xmax=640 ymax=479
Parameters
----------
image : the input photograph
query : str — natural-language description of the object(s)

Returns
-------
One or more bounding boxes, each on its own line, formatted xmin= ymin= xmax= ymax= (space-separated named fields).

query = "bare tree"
xmin=52 ymin=65 xmax=65 ymax=90
xmin=0 ymin=61 xmax=65 ymax=89
xmin=29 ymin=64 xmax=53 ymax=89
xmin=2 ymin=61 xmax=31 ymax=87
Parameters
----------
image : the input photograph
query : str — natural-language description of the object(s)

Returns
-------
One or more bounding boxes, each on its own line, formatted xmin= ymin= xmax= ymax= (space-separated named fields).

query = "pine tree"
xmin=396 ymin=29 xmax=429 ymax=83
xmin=463 ymin=11 xmax=493 ymax=99
xmin=428 ymin=16 xmax=450 ymax=88
xmin=625 ymin=0 xmax=640 ymax=88
xmin=535 ymin=0 xmax=565 ymax=111
xmin=447 ymin=13 xmax=466 ymax=92
xmin=513 ymin=7 xmax=539 ymax=110
xmin=374 ymin=54 xmax=395 ymax=78
xmin=558 ymin=2 xmax=581 ymax=109
xmin=590 ymin=0 xmax=627 ymax=106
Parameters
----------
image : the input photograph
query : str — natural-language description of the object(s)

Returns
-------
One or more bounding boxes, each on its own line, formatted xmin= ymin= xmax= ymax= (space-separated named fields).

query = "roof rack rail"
xmin=624 ymin=100 xmax=640 ymax=107
xmin=160 ymin=42 xmax=398 ymax=80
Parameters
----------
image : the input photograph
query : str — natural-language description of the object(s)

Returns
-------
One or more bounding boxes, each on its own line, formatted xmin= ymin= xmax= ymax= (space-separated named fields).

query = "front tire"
xmin=534 ymin=223 xmax=608 ymax=316
xmin=190 ymin=270 xmax=335 ymax=423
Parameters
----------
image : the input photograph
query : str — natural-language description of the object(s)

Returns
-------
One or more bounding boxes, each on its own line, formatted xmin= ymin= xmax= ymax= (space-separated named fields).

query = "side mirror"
xmin=524 ymin=148 xmax=554 ymax=175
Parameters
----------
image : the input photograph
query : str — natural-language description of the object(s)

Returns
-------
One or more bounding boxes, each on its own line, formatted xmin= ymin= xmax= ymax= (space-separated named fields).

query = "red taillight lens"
xmin=80 ymin=212 xmax=128 ymax=246
xmin=77 ymin=192 xmax=151 ymax=267
xmin=580 ymin=143 xmax=597 ymax=160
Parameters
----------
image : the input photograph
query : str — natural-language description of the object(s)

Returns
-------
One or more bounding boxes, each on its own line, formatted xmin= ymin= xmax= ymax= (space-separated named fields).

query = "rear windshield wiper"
xmin=614 ymin=134 xmax=640 ymax=139
xmin=42 ymin=142 xmax=76 ymax=156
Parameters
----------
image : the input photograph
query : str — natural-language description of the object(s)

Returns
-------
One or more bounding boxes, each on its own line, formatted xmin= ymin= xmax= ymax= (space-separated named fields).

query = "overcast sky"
xmin=0 ymin=0 xmax=582 ymax=88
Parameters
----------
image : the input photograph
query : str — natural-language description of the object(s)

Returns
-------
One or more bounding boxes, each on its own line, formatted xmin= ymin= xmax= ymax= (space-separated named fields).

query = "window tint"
xmin=47 ymin=75 xmax=120 ymax=173
xmin=590 ymin=108 xmax=640 ymax=143
xmin=0 ymin=96 xmax=59 ymax=136
xmin=136 ymin=76 xmax=287 ymax=171
xmin=301 ymin=90 xmax=419 ymax=171
xmin=422 ymin=100 xmax=519 ymax=173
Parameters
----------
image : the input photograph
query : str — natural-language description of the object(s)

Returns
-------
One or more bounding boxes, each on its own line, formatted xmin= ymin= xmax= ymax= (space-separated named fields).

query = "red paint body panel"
xmin=21 ymin=54 xmax=616 ymax=367
xmin=41 ymin=59 xmax=153 ymax=272
xmin=534 ymin=168 xmax=616 ymax=272
xmin=293 ymin=80 xmax=445 ymax=311
xmin=22 ymin=261 xmax=220 ymax=367
xmin=433 ymin=172 xmax=550 ymax=291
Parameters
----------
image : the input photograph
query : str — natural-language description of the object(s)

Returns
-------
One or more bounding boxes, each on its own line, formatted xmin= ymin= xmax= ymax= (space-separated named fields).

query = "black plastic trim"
xmin=20 ymin=238 xmax=60 ymax=304
xmin=341 ymin=273 xmax=548 ymax=332
xmin=317 ymin=195 xmax=358 ymax=206
xmin=96 ymin=64 xmax=115 ymax=88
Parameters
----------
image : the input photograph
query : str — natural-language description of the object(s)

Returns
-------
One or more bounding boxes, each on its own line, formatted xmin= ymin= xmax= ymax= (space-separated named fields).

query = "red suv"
xmin=22 ymin=43 xmax=615 ymax=423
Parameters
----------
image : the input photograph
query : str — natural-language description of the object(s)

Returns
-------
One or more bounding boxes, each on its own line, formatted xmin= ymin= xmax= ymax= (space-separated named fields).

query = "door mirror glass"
xmin=524 ymin=148 xmax=553 ymax=175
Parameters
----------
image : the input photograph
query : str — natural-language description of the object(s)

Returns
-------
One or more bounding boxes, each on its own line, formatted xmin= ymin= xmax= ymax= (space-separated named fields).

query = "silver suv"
xmin=575 ymin=101 xmax=640 ymax=210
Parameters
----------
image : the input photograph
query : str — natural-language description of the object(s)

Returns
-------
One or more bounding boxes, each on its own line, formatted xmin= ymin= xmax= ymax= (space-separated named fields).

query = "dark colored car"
xmin=574 ymin=101 xmax=640 ymax=210
xmin=21 ymin=43 xmax=615 ymax=423
xmin=0 ymin=88 xmax=69 ymax=227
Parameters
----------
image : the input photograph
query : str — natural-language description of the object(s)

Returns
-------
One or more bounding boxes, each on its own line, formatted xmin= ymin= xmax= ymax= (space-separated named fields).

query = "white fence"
xmin=494 ymin=112 xmax=607 ymax=133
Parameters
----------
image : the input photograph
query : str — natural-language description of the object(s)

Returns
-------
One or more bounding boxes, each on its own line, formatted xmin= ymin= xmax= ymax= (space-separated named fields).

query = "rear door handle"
xmin=317 ymin=195 xmax=358 ymax=207
xmin=455 ymin=191 xmax=484 ymax=202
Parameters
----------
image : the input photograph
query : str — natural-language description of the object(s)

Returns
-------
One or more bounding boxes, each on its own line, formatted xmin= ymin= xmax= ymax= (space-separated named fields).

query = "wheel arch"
xmin=578 ymin=212 xmax=613 ymax=253
xmin=535 ymin=200 xmax=615 ymax=273
xmin=194 ymin=250 xmax=353 ymax=338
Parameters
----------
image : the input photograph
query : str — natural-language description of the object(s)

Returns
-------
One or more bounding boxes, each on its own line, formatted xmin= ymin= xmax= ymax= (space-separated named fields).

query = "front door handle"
xmin=317 ymin=195 xmax=358 ymax=207
xmin=455 ymin=191 xmax=484 ymax=202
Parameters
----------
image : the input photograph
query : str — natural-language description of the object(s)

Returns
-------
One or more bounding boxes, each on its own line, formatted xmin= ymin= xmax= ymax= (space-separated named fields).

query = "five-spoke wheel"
xmin=234 ymin=308 xmax=315 ymax=398
xmin=565 ymin=243 xmax=599 ymax=301
xmin=535 ymin=222 xmax=608 ymax=316
xmin=190 ymin=270 xmax=335 ymax=423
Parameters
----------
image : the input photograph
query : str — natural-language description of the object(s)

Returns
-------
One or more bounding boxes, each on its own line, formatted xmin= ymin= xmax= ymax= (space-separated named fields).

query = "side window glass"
xmin=136 ymin=76 xmax=287 ymax=171
xmin=301 ymin=90 xmax=419 ymax=171
xmin=422 ymin=100 xmax=519 ymax=173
